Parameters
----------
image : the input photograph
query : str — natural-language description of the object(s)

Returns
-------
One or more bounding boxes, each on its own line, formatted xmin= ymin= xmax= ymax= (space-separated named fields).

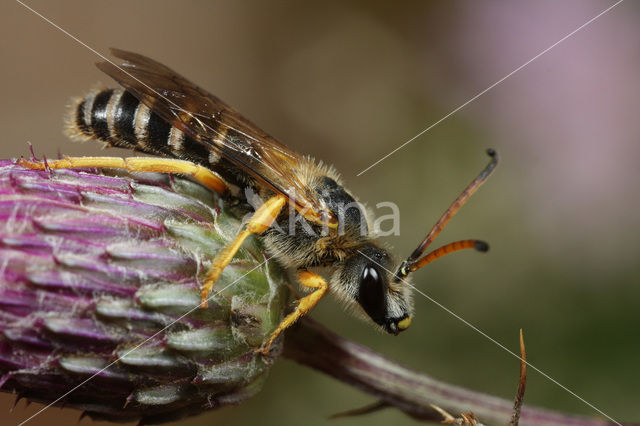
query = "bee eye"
xmin=357 ymin=265 xmax=386 ymax=325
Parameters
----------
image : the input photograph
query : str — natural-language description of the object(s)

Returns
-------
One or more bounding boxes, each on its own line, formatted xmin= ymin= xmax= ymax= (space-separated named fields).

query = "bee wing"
xmin=97 ymin=48 xmax=332 ymax=223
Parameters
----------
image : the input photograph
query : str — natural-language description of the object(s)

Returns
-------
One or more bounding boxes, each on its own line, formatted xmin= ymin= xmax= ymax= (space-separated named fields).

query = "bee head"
xmin=333 ymin=244 xmax=413 ymax=335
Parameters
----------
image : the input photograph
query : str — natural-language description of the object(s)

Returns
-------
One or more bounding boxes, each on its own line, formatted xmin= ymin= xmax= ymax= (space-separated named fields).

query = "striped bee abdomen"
xmin=66 ymin=88 xmax=211 ymax=166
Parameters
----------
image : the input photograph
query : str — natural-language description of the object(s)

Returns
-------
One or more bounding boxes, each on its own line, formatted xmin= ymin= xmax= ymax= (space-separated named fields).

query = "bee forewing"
xmin=96 ymin=48 xmax=333 ymax=224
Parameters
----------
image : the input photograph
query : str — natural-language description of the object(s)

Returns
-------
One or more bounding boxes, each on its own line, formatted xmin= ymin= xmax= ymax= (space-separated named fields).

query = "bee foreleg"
xmin=257 ymin=270 xmax=328 ymax=355
xmin=199 ymin=194 xmax=287 ymax=307
xmin=18 ymin=156 xmax=228 ymax=195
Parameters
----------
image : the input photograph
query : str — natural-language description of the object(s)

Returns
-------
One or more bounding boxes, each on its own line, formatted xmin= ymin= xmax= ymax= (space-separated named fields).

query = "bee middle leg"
xmin=199 ymin=194 xmax=287 ymax=307
xmin=257 ymin=270 xmax=328 ymax=355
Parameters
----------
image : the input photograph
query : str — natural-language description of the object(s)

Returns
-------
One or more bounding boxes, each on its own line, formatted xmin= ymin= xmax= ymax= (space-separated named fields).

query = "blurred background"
xmin=1 ymin=0 xmax=638 ymax=424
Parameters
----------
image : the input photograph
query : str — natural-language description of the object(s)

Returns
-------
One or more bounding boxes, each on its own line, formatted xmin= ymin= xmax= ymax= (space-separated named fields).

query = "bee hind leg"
xmin=199 ymin=194 xmax=287 ymax=308
xmin=17 ymin=156 xmax=228 ymax=195
xmin=257 ymin=270 xmax=328 ymax=355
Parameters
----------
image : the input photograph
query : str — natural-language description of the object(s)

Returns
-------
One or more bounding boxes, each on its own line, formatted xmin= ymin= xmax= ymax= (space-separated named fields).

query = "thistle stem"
xmin=284 ymin=318 xmax=630 ymax=426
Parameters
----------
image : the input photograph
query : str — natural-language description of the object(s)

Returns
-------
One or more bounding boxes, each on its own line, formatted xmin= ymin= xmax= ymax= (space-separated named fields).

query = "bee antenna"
xmin=395 ymin=149 xmax=498 ymax=282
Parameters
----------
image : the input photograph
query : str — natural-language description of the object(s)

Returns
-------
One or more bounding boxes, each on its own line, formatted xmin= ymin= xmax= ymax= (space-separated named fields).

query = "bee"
xmin=20 ymin=49 xmax=498 ymax=354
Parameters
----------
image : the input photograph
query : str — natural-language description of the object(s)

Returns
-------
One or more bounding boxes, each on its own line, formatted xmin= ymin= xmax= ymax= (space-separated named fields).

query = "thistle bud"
xmin=0 ymin=159 xmax=289 ymax=423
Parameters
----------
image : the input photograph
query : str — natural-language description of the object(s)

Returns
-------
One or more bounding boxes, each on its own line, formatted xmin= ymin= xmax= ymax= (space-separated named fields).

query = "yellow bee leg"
xmin=18 ymin=156 xmax=228 ymax=195
xmin=258 ymin=270 xmax=328 ymax=355
xmin=200 ymin=194 xmax=287 ymax=307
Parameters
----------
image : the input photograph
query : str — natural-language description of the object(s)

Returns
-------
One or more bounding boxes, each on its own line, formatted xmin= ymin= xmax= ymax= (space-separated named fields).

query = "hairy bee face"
xmin=333 ymin=245 xmax=414 ymax=334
